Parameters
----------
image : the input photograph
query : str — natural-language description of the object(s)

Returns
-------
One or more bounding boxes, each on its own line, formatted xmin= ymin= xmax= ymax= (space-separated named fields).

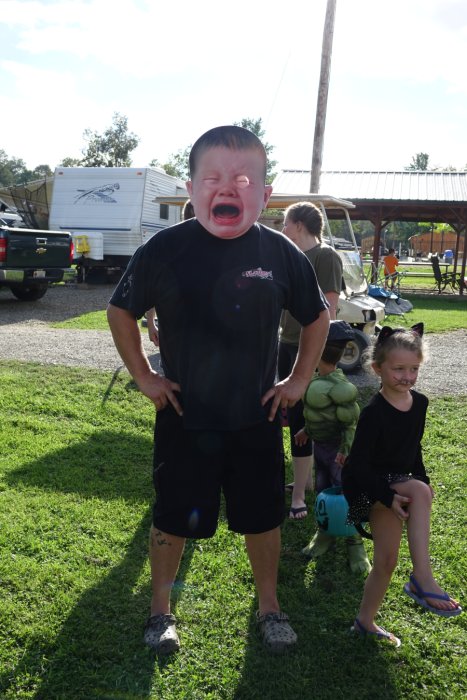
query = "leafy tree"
xmin=0 ymin=150 xmax=16 ymax=186
xmin=233 ymin=117 xmax=277 ymax=184
xmin=80 ymin=112 xmax=140 ymax=167
xmin=31 ymin=164 xmax=53 ymax=179
xmin=351 ymin=219 xmax=374 ymax=246
xmin=405 ymin=155 xmax=467 ymax=171
xmin=0 ymin=151 xmax=29 ymax=186
xmin=59 ymin=157 xmax=82 ymax=167
xmin=0 ymin=151 xmax=55 ymax=186
xmin=150 ymin=146 xmax=191 ymax=180
xmin=151 ymin=117 xmax=277 ymax=184
xmin=405 ymin=152 xmax=430 ymax=170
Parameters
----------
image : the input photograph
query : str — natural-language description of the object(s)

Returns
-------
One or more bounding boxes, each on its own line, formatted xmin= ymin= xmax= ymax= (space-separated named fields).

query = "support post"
xmin=310 ymin=0 xmax=337 ymax=194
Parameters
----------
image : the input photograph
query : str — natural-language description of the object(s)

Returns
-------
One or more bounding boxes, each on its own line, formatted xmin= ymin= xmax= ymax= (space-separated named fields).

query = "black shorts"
xmin=152 ymin=405 xmax=285 ymax=538
xmin=278 ymin=341 xmax=313 ymax=458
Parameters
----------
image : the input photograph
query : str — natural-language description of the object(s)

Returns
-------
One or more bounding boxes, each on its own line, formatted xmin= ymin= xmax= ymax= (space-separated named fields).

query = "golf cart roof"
xmin=155 ymin=193 xmax=355 ymax=211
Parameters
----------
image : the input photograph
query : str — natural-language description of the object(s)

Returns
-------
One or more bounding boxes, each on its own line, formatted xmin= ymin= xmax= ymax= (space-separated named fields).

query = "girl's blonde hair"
xmin=283 ymin=201 xmax=324 ymax=242
xmin=363 ymin=324 xmax=426 ymax=372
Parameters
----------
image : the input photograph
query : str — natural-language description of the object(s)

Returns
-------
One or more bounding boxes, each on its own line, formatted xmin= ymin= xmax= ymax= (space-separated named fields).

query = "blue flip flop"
xmin=403 ymin=573 xmax=462 ymax=617
xmin=351 ymin=618 xmax=401 ymax=647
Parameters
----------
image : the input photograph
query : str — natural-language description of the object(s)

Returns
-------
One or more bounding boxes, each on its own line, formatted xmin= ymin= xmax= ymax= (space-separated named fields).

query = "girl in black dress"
xmin=343 ymin=324 xmax=462 ymax=647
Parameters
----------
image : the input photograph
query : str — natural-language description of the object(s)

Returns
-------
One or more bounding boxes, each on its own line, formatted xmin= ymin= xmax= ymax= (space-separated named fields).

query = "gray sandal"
xmin=257 ymin=611 xmax=297 ymax=653
xmin=143 ymin=613 xmax=180 ymax=654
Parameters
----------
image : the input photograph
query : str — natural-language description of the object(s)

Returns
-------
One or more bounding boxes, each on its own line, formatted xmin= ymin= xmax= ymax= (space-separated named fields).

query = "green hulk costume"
xmin=302 ymin=368 xmax=359 ymax=461
xmin=300 ymin=322 xmax=371 ymax=574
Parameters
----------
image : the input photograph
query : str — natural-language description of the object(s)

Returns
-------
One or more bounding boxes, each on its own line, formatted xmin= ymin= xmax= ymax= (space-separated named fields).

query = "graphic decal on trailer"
xmin=74 ymin=183 xmax=120 ymax=203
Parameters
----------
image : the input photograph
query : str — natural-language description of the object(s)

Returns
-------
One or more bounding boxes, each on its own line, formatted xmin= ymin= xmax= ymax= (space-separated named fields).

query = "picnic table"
xmin=398 ymin=261 xmax=450 ymax=275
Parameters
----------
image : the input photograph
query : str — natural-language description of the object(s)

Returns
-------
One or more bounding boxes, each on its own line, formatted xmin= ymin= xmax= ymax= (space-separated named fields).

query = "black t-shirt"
xmin=342 ymin=390 xmax=429 ymax=508
xmin=110 ymin=219 xmax=327 ymax=430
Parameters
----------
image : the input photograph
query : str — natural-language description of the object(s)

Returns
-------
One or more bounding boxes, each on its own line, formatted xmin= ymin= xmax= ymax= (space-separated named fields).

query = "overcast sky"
xmin=1 ymin=0 xmax=466 ymax=175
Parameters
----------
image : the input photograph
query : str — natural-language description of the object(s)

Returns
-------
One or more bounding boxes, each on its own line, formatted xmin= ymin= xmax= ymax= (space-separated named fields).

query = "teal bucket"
xmin=314 ymin=486 xmax=358 ymax=537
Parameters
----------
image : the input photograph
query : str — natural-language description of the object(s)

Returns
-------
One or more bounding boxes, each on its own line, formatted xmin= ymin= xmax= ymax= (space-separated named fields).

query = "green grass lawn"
xmin=51 ymin=309 xmax=109 ymax=330
xmin=383 ymin=294 xmax=467 ymax=332
xmin=364 ymin=262 xmax=465 ymax=294
xmin=51 ymin=295 xmax=467 ymax=335
xmin=0 ymin=361 xmax=466 ymax=699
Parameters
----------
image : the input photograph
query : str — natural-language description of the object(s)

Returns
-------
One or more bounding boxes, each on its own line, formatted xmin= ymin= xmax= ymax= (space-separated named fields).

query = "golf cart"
xmin=262 ymin=194 xmax=386 ymax=372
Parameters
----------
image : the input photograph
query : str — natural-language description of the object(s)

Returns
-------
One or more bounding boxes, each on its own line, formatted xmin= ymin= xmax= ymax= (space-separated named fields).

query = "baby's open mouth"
xmin=213 ymin=204 xmax=240 ymax=219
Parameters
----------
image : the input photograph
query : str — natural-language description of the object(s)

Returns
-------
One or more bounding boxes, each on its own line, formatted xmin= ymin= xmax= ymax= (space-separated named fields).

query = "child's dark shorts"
xmin=152 ymin=404 xmax=285 ymax=539
xmin=313 ymin=439 xmax=342 ymax=493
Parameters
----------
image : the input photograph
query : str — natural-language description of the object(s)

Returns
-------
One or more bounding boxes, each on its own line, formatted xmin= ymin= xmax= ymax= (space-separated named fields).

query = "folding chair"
xmin=374 ymin=262 xmax=407 ymax=295
xmin=430 ymin=255 xmax=461 ymax=293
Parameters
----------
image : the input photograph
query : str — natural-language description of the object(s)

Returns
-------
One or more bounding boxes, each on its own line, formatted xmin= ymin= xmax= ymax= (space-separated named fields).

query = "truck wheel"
xmin=11 ymin=285 xmax=48 ymax=301
xmin=338 ymin=330 xmax=371 ymax=373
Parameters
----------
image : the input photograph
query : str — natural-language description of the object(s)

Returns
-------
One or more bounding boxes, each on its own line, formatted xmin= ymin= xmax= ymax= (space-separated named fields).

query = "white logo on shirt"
xmin=242 ymin=267 xmax=273 ymax=280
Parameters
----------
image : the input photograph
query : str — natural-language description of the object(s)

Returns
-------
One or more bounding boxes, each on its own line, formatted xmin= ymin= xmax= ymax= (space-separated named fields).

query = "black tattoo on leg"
xmin=152 ymin=529 xmax=172 ymax=547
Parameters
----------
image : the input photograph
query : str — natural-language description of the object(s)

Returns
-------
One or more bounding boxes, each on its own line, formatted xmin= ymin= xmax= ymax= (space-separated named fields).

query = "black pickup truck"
xmin=0 ymin=226 xmax=75 ymax=301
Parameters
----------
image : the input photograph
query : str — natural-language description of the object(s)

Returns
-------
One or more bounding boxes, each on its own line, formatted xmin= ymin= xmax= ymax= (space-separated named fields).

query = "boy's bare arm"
xmin=107 ymin=304 xmax=182 ymax=414
xmin=262 ymin=308 xmax=330 ymax=420
xmin=290 ymin=308 xmax=330 ymax=385
xmin=145 ymin=307 xmax=159 ymax=345
xmin=107 ymin=304 xmax=151 ymax=380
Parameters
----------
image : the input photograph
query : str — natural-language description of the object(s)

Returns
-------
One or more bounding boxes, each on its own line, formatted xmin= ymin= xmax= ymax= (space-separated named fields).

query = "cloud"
xmin=334 ymin=0 xmax=467 ymax=94
xmin=0 ymin=59 xmax=109 ymax=166
xmin=0 ymin=0 xmax=325 ymax=79
xmin=1 ymin=0 xmax=466 ymax=171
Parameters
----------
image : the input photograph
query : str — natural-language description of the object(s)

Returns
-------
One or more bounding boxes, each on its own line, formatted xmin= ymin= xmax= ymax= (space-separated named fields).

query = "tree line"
xmin=0 ymin=114 xmax=463 ymax=250
xmin=1 ymin=112 xmax=465 ymax=188
xmin=0 ymin=114 xmax=277 ymax=187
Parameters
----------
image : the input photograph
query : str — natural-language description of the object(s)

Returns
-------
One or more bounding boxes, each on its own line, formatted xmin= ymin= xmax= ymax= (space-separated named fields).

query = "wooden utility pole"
xmin=310 ymin=0 xmax=337 ymax=193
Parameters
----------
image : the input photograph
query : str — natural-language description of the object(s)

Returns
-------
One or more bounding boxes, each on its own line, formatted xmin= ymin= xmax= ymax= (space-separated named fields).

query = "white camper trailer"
xmin=48 ymin=167 xmax=186 ymax=280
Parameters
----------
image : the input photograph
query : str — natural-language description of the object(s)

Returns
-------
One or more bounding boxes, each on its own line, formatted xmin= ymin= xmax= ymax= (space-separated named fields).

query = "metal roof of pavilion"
xmin=272 ymin=170 xmax=467 ymax=203
xmin=272 ymin=170 xmax=467 ymax=291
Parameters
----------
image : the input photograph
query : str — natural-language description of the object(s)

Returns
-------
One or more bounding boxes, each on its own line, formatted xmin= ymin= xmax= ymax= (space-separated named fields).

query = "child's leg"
xmin=313 ymin=442 xmax=334 ymax=494
xmin=301 ymin=445 xmax=336 ymax=556
xmin=286 ymin=397 xmax=313 ymax=516
xmin=356 ymin=503 xmax=403 ymax=632
xmin=392 ymin=480 xmax=460 ymax=612
xmin=290 ymin=455 xmax=313 ymax=517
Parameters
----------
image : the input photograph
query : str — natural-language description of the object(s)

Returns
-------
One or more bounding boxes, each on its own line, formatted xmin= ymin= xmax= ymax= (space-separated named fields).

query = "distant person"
xmin=107 ymin=125 xmax=330 ymax=655
xmin=342 ymin=324 xmax=462 ymax=647
xmin=279 ymin=201 xmax=343 ymax=519
xmin=382 ymin=248 xmax=399 ymax=290
xmin=443 ymin=249 xmax=453 ymax=265
xmin=298 ymin=321 xmax=370 ymax=574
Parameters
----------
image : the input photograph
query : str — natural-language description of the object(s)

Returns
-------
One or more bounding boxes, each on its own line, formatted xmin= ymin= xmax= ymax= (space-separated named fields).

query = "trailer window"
xmin=160 ymin=204 xmax=169 ymax=220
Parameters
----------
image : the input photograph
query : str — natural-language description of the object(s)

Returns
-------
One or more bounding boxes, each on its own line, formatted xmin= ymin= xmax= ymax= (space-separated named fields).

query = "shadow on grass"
xmin=0 ymin=510 xmax=197 ymax=699
xmin=99 ymin=350 xmax=162 ymax=406
xmin=0 ymin=513 xmax=155 ymax=698
xmin=6 ymin=430 xmax=155 ymax=504
xmin=234 ymin=515 xmax=398 ymax=700
xmin=2 ymin=431 xmax=197 ymax=698
xmin=3 ymin=428 xmax=399 ymax=698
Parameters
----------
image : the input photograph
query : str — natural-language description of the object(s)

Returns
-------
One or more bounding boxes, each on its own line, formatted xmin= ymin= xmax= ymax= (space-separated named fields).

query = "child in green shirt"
xmin=298 ymin=321 xmax=370 ymax=574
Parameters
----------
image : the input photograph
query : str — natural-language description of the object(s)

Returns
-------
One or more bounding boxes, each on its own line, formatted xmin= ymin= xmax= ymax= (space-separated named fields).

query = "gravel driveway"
xmin=1 ymin=284 xmax=466 ymax=397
